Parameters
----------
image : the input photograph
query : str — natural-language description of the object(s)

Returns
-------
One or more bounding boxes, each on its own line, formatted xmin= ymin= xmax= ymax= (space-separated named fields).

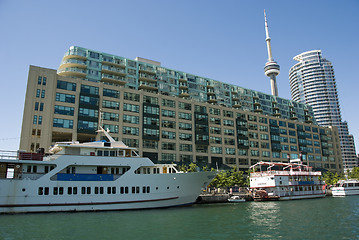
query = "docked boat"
xmin=249 ymin=159 xmax=326 ymax=201
xmin=228 ymin=195 xmax=246 ymax=203
xmin=0 ymin=127 xmax=216 ymax=213
xmin=331 ymin=179 xmax=359 ymax=197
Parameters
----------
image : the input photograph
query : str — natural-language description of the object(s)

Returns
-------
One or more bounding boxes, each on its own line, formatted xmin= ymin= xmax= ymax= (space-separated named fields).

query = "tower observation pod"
xmin=264 ymin=10 xmax=280 ymax=96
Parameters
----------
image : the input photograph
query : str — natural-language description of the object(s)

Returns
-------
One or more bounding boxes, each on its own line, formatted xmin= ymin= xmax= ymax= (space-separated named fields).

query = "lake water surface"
xmin=0 ymin=195 xmax=358 ymax=240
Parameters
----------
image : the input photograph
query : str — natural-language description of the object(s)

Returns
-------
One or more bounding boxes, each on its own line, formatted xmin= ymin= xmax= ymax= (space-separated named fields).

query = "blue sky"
xmin=0 ymin=0 xmax=358 ymax=151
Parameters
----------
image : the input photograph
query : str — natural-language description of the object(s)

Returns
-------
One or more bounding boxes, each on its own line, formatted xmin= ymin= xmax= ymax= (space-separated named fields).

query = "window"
xmin=41 ymin=90 xmax=45 ymax=98
xmin=102 ymin=100 xmax=119 ymax=110
xmin=179 ymin=122 xmax=192 ymax=131
xmin=33 ymin=115 xmax=37 ymax=124
xmin=223 ymin=110 xmax=233 ymax=118
xmin=123 ymin=103 xmax=139 ymax=113
xmin=103 ymin=124 xmax=119 ymax=133
xmin=179 ymin=133 xmax=192 ymax=141
xmin=123 ymin=126 xmax=139 ymax=136
xmin=162 ymin=142 xmax=176 ymax=150
xmin=103 ymin=88 xmax=120 ymax=98
xmin=123 ymin=115 xmax=139 ymax=124
xmin=143 ymin=96 xmax=158 ymax=105
xmin=178 ymin=112 xmax=192 ymax=120
xmin=81 ymin=85 xmax=99 ymax=95
xmin=53 ymin=118 xmax=73 ymax=129
xmin=124 ymin=92 xmax=140 ymax=101
xmin=103 ymin=112 xmax=119 ymax=122
xmin=78 ymin=120 xmax=98 ymax=131
xmin=54 ymin=105 xmax=74 ymax=116
xmin=162 ymin=131 xmax=176 ymax=139
xmin=57 ymin=80 xmax=76 ymax=91
xmin=79 ymin=108 xmax=98 ymax=118
xmin=143 ymin=105 xmax=159 ymax=115
xmin=179 ymin=144 xmax=192 ymax=152
xmin=210 ymin=127 xmax=221 ymax=135
xmin=161 ymin=109 xmax=175 ymax=118
xmin=161 ymin=120 xmax=175 ymax=128
xmin=162 ymin=99 xmax=175 ymax=108
xmin=143 ymin=140 xmax=158 ymax=149
xmin=178 ymin=102 xmax=191 ymax=110
xmin=209 ymin=108 xmax=220 ymax=115
xmin=56 ymin=93 xmax=75 ymax=103
xmin=211 ymin=146 xmax=222 ymax=154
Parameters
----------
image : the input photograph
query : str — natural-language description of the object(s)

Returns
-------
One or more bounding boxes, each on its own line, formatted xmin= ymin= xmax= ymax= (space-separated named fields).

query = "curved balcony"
xmin=179 ymin=78 xmax=187 ymax=82
xmin=254 ymin=108 xmax=263 ymax=113
xmin=59 ymin=59 xmax=87 ymax=69
xmin=273 ymin=111 xmax=281 ymax=117
xmin=101 ymin=65 xmax=127 ymax=77
xmin=63 ymin=50 xmax=87 ymax=61
xmin=101 ymin=73 xmax=126 ymax=85
xmin=57 ymin=67 xmax=87 ymax=78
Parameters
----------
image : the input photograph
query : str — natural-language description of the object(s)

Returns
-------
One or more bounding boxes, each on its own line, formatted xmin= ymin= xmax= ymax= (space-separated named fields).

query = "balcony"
xmin=59 ymin=59 xmax=87 ymax=69
xmin=139 ymin=73 xmax=157 ymax=83
xmin=207 ymin=95 xmax=217 ymax=103
xmin=139 ymin=66 xmax=156 ymax=75
xmin=102 ymin=58 xmax=126 ymax=68
xmin=179 ymin=90 xmax=190 ymax=97
xmin=101 ymin=65 xmax=127 ymax=77
xmin=101 ymin=73 xmax=126 ymax=85
xmin=139 ymin=81 xmax=158 ymax=91
xmin=57 ymin=67 xmax=87 ymax=78
xmin=179 ymin=78 xmax=187 ymax=82
xmin=179 ymin=82 xmax=188 ymax=89
xmin=207 ymin=88 xmax=215 ymax=95
xmin=232 ymin=100 xmax=240 ymax=108
xmin=63 ymin=50 xmax=87 ymax=61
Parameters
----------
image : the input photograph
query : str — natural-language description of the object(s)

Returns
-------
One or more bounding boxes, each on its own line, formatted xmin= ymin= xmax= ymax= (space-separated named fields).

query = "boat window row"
xmin=289 ymin=176 xmax=316 ymax=182
xmin=38 ymin=186 xmax=151 ymax=196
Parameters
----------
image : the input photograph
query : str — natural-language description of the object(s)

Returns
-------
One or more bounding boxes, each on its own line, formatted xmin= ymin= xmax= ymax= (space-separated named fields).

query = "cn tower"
xmin=264 ymin=10 xmax=280 ymax=96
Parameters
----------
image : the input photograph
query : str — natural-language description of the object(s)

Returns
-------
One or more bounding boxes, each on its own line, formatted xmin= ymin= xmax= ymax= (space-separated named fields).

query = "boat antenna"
xmin=97 ymin=109 xmax=116 ymax=142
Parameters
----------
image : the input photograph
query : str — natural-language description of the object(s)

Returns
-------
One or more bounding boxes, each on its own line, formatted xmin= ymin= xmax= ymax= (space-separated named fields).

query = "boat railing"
xmin=251 ymin=170 xmax=321 ymax=177
xmin=0 ymin=150 xmax=20 ymax=160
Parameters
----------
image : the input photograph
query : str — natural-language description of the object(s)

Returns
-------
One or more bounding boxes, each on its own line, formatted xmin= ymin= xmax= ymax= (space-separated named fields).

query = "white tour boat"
xmin=0 ymin=128 xmax=216 ymax=213
xmin=249 ymin=159 xmax=326 ymax=201
xmin=331 ymin=179 xmax=359 ymax=197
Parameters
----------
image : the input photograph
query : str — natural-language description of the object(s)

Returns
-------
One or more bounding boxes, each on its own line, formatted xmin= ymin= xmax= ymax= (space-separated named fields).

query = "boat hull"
xmin=331 ymin=187 xmax=359 ymax=197
xmin=0 ymin=171 xmax=216 ymax=213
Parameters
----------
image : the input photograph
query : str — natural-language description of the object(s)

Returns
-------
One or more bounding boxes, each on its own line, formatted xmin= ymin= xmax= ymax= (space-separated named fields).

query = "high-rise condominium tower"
xmin=289 ymin=50 xmax=357 ymax=171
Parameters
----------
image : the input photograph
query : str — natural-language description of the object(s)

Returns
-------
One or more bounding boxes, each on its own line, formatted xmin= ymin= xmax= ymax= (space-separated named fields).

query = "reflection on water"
xmin=247 ymin=201 xmax=282 ymax=239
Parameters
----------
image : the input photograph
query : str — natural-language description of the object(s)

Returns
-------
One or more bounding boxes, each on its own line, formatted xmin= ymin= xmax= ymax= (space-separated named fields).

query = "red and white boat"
xmin=249 ymin=159 xmax=326 ymax=201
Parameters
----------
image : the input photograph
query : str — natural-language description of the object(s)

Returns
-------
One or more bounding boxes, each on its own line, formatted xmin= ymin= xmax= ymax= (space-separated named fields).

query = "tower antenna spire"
xmin=263 ymin=9 xmax=280 ymax=97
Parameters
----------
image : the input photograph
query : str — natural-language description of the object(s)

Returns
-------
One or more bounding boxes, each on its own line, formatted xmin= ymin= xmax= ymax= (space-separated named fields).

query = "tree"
xmin=321 ymin=171 xmax=344 ymax=186
xmin=348 ymin=167 xmax=359 ymax=179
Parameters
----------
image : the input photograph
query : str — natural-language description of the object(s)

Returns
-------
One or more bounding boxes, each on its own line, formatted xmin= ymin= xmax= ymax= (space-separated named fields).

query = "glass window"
xmin=53 ymin=118 xmax=73 ymax=129
xmin=103 ymin=89 xmax=120 ymax=98
xmin=56 ymin=93 xmax=75 ymax=104
xmin=57 ymin=80 xmax=76 ymax=91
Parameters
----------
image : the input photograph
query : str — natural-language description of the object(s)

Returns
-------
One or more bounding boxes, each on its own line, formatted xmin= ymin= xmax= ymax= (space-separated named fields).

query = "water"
xmin=0 ymin=196 xmax=358 ymax=240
